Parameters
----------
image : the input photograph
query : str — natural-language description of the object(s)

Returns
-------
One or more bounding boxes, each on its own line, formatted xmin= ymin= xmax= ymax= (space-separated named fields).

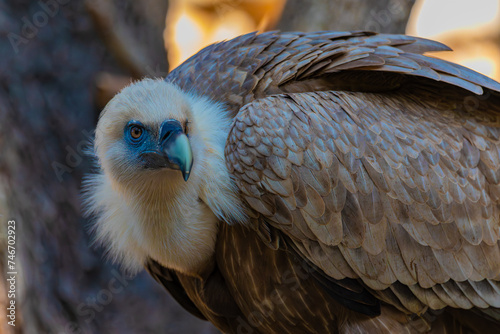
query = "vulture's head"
xmin=95 ymin=79 xmax=198 ymax=187
xmin=86 ymin=79 xmax=246 ymax=275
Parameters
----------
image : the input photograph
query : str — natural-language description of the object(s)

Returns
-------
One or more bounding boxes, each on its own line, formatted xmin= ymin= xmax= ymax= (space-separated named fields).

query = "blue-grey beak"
xmin=159 ymin=120 xmax=193 ymax=181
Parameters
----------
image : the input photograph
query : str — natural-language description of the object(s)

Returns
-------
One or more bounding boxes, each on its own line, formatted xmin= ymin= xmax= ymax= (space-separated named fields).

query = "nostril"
xmin=159 ymin=119 xmax=184 ymax=145
xmin=161 ymin=130 xmax=173 ymax=142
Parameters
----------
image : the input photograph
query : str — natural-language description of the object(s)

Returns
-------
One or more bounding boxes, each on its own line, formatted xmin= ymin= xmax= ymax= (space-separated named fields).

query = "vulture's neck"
xmin=118 ymin=171 xmax=219 ymax=277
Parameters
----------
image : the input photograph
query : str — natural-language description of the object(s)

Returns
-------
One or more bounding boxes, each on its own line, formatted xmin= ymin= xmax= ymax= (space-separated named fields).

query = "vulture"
xmin=83 ymin=31 xmax=500 ymax=333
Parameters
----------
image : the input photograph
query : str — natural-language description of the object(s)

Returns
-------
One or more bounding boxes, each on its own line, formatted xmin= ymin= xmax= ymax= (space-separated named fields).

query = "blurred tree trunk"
xmin=0 ymin=0 xmax=216 ymax=333
xmin=0 ymin=0 xmax=416 ymax=333
xmin=278 ymin=0 xmax=416 ymax=33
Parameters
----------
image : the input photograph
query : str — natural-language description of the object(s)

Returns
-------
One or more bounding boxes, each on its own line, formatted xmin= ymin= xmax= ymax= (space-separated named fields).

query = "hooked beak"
xmin=160 ymin=120 xmax=193 ymax=181
xmin=140 ymin=120 xmax=193 ymax=181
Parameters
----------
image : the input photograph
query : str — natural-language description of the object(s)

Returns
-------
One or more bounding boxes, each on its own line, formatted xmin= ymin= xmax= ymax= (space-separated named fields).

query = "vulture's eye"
xmin=130 ymin=126 xmax=143 ymax=139
xmin=125 ymin=121 xmax=146 ymax=143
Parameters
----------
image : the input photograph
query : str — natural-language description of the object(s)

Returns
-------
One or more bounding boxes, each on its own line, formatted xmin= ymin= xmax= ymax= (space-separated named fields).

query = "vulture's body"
xmin=84 ymin=31 xmax=500 ymax=333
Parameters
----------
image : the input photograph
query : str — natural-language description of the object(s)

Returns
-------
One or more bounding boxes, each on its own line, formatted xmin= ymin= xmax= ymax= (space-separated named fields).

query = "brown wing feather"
xmin=145 ymin=258 xmax=244 ymax=331
xmin=145 ymin=258 xmax=207 ymax=320
xmin=169 ymin=31 xmax=500 ymax=117
xmin=225 ymin=84 xmax=500 ymax=315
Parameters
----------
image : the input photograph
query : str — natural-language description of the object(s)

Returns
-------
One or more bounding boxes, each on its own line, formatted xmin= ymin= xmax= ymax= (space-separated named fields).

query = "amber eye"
xmin=130 ymin=126 xmax=143 ymax=139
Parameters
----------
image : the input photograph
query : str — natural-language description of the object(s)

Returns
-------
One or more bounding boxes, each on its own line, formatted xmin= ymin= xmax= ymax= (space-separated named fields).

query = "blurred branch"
xmin=95 ymin=72 xmax=133 ymax=108
xmin=278 ymin=0 xmax=416 ymax=33
xmin=86 ymin=0 xmax=169 ymax=107
xmin=85 ymin=0 xmax=152 ymax=78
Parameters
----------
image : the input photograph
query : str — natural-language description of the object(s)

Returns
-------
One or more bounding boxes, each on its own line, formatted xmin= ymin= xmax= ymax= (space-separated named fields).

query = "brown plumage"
xmin=86 ymin=31 xmax=500 ymax=333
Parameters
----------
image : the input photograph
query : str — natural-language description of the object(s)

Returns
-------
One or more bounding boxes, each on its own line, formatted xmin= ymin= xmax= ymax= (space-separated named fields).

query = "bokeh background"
xmin=0 ymin=0 xmax=499 ymax=333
